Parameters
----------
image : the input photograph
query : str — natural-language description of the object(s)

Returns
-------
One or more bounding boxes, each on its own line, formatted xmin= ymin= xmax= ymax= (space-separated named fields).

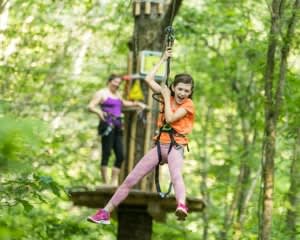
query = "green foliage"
xmin=0 ymin=116 xmax=44 ymax=171
xmin=0 ymin=0 xmax=299 ymax=239
xmin=0 ymin=205 xmax=117 ymax=240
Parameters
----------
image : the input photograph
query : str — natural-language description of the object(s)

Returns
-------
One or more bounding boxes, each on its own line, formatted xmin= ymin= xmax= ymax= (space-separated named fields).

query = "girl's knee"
xmin=123 ymin=175 xmax=138 ymax=188
xmin=171 ymin=173 xmax=183 ymax=182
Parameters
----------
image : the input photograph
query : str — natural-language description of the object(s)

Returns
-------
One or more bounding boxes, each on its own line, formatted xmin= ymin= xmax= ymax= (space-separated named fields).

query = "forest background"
xmin=0 ymin=0 xmax=299 ymax=240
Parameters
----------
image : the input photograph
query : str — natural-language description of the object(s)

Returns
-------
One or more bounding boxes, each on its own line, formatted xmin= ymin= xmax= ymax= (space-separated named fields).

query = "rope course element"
xmin=152 ymin=0 xmax=178 ymax=199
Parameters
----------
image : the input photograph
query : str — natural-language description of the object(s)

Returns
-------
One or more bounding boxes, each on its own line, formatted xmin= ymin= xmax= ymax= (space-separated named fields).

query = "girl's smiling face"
xmin=172 ymin=83 xmax=192 ymax=104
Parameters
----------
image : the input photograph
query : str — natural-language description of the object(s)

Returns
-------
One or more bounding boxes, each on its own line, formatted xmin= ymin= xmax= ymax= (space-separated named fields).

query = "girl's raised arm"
xmin=144 ymin=49 xmax=172 ymax=93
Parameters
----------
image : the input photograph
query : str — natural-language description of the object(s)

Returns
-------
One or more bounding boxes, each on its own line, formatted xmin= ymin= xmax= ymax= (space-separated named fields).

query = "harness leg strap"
xmin=155 ymin=126 xmax=184 ymax=199
xmin=155 ymin=141 xmax=173 ymax=199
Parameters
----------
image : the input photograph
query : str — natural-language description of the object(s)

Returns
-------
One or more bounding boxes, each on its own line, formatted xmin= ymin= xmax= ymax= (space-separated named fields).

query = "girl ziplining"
xmin=87 ymin=48 xmax=195 ymax=224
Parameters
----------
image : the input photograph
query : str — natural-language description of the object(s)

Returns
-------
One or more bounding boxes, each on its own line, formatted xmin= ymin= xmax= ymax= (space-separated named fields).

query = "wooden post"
xmin=127 ymin=113 xmax=138 ymax=173
xmin=117 ymin=206 xmax=152 ymax=240
xmin=145 ymin=0 xmax=151 ymax=15
xmin=134 ymin=0 xmax=141 ymax=16
xmin=123 ymin=51 xmax=133 ymax=99
xmin=120 ymin=52 xmax=133 ymax=182
xmin=141 ymin=87 xmax=154 ymax=191
xmin=158 ymin=2 xmax=164 ymax=14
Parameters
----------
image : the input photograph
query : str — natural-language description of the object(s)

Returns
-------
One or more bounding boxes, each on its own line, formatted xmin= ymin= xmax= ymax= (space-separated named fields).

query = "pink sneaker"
xmin=175 ymin=203 xmax=188 ymax=221
xmin=87 ymin=209 xmax=110 ymax=224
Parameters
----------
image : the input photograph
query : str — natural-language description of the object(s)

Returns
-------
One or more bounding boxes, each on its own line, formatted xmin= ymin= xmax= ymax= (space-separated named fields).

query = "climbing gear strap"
xmin=155 ymin=123 xmax=183 ymax=198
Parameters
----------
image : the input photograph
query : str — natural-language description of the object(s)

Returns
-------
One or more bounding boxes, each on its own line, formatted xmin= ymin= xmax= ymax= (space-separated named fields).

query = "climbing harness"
xmin=154 ymin=121 xmax=187 ymax=198
xmin=98 ymin=113 xmax=122 ymax=136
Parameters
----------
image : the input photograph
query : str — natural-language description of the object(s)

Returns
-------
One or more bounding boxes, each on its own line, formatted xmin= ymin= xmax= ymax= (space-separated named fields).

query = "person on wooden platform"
xmin=88 ymin=74 xmax=146 ymax=186
xmin=87 ymin=49 xmax=195 ymax=224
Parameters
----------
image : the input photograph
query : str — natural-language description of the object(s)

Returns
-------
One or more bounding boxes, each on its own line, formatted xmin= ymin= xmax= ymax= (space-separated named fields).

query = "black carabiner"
xmin=165 ymin=26 xmax=175 ymax=48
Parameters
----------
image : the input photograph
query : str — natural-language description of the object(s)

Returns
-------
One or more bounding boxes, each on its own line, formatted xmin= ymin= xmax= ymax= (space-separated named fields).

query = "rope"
xmin=168 ymin=0 xmax=177 ymax=26
xmin=152 ymin=0 xmax=178 ymax=198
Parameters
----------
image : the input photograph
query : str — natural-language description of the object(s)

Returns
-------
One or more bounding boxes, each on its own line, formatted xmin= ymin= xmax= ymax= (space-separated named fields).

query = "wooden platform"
xmin=69 ymin=186 xmax=205 ymax=221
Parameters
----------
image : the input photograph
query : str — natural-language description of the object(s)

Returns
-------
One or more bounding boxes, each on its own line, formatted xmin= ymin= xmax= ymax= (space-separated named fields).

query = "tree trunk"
xmin=260 ymin=1 xmax=281 ymax=239
xmin=281 ymin=4 xmax=300 ymax=237
xmin=286 ymin=128 xmax=300 ymax=240
xmin=260 ymin=0 xmax=299 ymax=239
xmin=275 ymin=0 xmax=300 ymax=118
xmin=220 ymin=114 xmax=237 ymax=240
xmin=200 ymin=106 xmax=212 ymax=240
xmin=72 ymin=30 xmax=92 ymax=76
xmin=239 ymin=167 xmax=261 ymax=224
xmin=222 ymin=69 xmax=257 ymax=240
xmin=283 ymin=8 xmax=300 ymax=234
xmin=0 ymin=0 xmax=9 ymax=14
xmin=234 ymin=74 xmax=258 ymax=239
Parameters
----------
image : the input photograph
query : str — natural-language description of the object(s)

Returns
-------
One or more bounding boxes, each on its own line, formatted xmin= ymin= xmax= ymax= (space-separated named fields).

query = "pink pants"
xmin=109 ymin=143 xmax=186 ymax=207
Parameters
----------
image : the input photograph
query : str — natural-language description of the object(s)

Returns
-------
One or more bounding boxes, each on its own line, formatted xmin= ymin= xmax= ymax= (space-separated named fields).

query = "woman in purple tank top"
xmin=88 ymin=74 xmax=146 ymax=186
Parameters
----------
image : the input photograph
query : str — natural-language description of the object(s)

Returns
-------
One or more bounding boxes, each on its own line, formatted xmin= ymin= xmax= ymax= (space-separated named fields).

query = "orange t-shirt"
xmin=155 ymin=97 xmax=195 ymax=145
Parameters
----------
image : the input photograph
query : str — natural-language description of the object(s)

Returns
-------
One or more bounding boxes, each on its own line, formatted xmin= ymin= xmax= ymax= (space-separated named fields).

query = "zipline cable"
xmin=153 ymin=0 xmax=178 ymax=199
